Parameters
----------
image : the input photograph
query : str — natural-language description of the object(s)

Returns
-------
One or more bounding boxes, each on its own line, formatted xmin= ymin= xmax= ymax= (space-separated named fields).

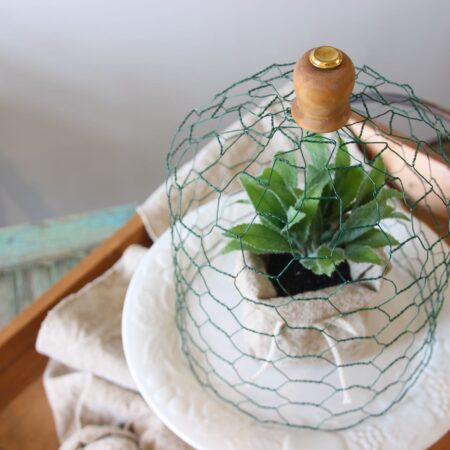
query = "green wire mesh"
xmin=166 ymin=63 xmax=449 ymax=430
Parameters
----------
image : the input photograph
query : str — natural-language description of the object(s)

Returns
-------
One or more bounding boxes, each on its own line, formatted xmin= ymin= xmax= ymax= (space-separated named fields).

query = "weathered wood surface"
xmin=0 ymin=213 xmax=152 ymax=449
xmin=0 ymin=204 xmax=136 ymax=328
xmin=0 ymin=377 xmax=59 ymax=450
xmin=0 ymin=213 xmax=151 ymax=408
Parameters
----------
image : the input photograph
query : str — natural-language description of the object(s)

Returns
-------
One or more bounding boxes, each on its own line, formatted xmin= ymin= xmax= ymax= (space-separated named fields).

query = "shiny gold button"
xmin=309 ymin=46 xmax=343 ymax=69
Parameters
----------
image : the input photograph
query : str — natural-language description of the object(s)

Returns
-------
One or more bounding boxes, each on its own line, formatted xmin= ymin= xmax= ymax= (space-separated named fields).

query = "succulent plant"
xmin=223 ymin=135 xmax=407 ymax=277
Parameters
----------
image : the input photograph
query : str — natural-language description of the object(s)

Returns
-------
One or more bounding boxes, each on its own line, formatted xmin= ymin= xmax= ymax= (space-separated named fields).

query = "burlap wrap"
xmin=235 ymin=252 xmax=383 ymax=363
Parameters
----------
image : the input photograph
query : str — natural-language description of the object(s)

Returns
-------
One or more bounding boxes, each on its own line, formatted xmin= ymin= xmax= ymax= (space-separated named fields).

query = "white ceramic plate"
xmin=123 ymin=198 xmax=450 ymax=450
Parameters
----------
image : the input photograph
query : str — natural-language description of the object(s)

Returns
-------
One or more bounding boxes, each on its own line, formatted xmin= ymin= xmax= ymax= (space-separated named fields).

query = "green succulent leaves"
xmin=224 ymin=135 xmax=407 ymax=276
xmin=301 ymin=245 xmax=345 ymax=277
xmin=223 ymin=223 xmax=291 ymax=254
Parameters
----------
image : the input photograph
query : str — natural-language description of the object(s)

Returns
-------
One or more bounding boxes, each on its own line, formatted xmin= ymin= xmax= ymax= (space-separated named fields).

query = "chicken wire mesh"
xmin=166 ymin=62 xmax=449 ymax=430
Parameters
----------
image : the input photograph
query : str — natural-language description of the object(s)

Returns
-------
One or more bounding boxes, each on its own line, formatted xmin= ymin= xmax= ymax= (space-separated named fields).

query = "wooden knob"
xmin=291 ymin=46 xmax=355 ymax=133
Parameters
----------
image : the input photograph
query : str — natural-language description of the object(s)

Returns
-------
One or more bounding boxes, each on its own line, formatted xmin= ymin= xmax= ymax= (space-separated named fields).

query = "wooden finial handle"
xmin=291 ymin=46 xmax=355 ymax=133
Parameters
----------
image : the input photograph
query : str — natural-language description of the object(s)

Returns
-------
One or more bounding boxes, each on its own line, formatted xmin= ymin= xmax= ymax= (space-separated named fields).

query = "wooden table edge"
xmin=0 ymin=213 xmax=152 ymax=408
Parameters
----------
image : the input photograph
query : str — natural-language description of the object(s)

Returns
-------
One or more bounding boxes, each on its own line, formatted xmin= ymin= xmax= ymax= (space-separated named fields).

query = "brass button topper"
xmin=309 ymin=45 xmax=343 ymax=69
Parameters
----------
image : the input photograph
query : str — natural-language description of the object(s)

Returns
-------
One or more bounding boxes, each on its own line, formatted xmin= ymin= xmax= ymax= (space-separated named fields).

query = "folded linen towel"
xmin=37 ymin=245 xmax=192 ymax=449
xmin=45 ymin=360 xmax=191 ymax=450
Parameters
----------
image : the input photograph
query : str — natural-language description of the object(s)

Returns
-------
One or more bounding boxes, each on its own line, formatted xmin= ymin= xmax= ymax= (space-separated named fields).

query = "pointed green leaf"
xmin=355 ymin=156 xmax=386 ymax=206
xmin=309 ymin=204 xmax=323 ymax=246
xmin=222 ymin=239 xmax=245 ymax=254
xmin=333 ymin=165 xmax=365 ymax=211
xmin=319 ymin=182 xmax=334 ymax=220
xmin=328 ymin=138 xmax=362 ymax=216
xmin=259 ymin=216 xmax=284 ymax=232
xmin=303 ymin=134 xmax=330 ymax=168
xmin=259 ymin=168 xmax=296 ymax=209
xmin=293 ymin=165 xmax=330 ymax=243
xmin=377 ymin=187 xmax=404 ymax=202
xmin=372 ymin=155 xmax=386 ymax=185
xmin=382 ymin=205 xmax=410 ymax=221
xmin=334 ymin=137 xmax=351 ymax=168
xmin=293 ymin=187 xmax=304 ymax=198
xmin=300 ymin=245 xmax=345 ymax=277
xmin=240 ymin=173 xmax=286 ymax=228
xmin=285 ymin=206 xmax=307 ymax=230
xmin=305 ymin=165 xmax=331 ymax=198
xmin=345 ymin=245 xmax=382 ymax=265
xmin=350 ymin=229 xmax=399 ymax=247
xmin=273 ymin=151 xmax=298 ymax=188
xmin=223 ymin=223 xmax=291 ymax=254
xmin=334 ymin=199 xmax=385 ymax=245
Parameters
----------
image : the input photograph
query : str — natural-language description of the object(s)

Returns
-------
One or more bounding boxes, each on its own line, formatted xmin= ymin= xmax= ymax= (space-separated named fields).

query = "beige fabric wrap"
xmin=236 ymin=252 xmax=383 ymax=362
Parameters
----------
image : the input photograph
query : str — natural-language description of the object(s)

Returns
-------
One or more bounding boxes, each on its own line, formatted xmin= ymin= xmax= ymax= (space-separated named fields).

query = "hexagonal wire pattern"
xmin=166 ymin=63 xmax=449 ymax=430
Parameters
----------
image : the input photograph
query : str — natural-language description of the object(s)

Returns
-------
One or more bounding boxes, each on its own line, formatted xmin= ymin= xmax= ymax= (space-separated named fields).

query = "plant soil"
xmin=265 ymin=253 xmax=352 ymax=297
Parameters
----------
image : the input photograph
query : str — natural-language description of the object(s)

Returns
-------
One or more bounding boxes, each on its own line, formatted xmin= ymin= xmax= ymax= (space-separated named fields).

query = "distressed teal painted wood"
xmin=0 ymin=204 xmax=136 ymax=328
xmin=0 ymin=204 xmax=137 ymax=270
xmin=0 ymin=273 xmax=15 ymax=325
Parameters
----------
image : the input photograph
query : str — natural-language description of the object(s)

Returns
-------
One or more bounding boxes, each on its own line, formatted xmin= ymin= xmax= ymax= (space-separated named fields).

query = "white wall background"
xmin=0 ymin=0 xmax=449 ymax=226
